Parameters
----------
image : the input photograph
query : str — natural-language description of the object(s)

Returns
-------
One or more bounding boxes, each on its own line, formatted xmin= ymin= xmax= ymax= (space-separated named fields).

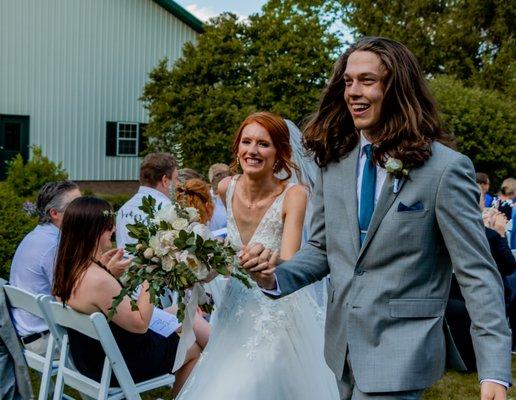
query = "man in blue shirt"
xmin=116 ymin=153 xmax=179 ymax=250
xmin=9 ymin=181 xmax=81 ymax=355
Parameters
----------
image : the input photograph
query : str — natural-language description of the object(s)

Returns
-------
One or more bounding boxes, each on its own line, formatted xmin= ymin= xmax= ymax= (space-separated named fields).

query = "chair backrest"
xmin=38 ymin=296 xmax=140 ymax=398
xmin=3 ymin=284 xmax=45 ymax=318
xmin=3 ymin=285 xmax=59 ymax=400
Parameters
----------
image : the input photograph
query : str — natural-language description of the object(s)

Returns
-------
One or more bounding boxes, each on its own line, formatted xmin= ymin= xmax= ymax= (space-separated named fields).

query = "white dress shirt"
xmin=9 ymin=223 xmax=59 ymax=336
xmin=116 ymin=186 xmax=171 ymax=250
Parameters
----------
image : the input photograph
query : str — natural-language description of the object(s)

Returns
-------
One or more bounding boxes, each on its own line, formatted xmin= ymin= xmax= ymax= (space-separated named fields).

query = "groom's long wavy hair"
xmin=303 ymin=36 xmax=454 ymax=168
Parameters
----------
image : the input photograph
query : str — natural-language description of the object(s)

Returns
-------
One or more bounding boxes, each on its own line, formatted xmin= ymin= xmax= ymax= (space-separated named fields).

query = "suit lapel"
xmin=358 ymin=173 xmax=403 ymax=260
xmin=338 ymin=145 xmax=361 ymax=258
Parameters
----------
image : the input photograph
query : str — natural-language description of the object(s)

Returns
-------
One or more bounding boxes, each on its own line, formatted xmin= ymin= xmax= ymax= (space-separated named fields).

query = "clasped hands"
xmin=238 ymin=243 xmax=280 ymax=290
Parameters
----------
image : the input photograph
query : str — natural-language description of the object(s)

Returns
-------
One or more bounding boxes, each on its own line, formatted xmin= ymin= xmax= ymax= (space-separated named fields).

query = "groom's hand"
xmin=481 ymin=381 xmax=506 ymax=400
xmin=239 ymin=244 xmax=279 ymax=290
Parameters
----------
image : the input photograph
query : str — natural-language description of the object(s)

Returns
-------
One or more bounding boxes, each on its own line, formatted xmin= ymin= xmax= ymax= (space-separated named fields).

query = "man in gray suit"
xmin=241 ymin=37 xmax=511 ymax=399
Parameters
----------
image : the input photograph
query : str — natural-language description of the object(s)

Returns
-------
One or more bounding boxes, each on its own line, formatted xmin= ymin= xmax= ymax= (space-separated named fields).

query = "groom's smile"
xmin=343 ymin=50 xmax=386 ymax=138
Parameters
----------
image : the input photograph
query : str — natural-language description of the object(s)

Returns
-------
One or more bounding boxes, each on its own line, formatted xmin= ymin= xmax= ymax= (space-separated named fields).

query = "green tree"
xmin=6 ymin=146 xmax=68 ymax=198
xmin=429 ymin=75 xmax=515 ymax=185
xmin=141 ymin=0 xmax=339 ymax=173
xmin=0 ymin=183 xmax=38 ymax=278
xmin=339 ymin=0 xmax=515 ymax=94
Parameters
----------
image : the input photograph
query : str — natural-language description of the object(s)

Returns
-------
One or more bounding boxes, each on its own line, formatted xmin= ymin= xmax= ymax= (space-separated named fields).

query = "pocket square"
xmin=397 ymin=201 xmax=424 ymax=212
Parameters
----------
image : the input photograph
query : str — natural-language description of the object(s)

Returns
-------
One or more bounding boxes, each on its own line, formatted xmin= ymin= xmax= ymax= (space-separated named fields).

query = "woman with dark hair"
xmin=52 ymin=197 xmax=201 ymax=397
xmin=176 ymin=112 xmax=339 ymax=399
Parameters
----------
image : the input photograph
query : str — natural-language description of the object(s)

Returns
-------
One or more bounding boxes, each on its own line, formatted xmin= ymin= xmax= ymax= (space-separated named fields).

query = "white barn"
xmin=0 ymin=0 xmax=202 ymax=182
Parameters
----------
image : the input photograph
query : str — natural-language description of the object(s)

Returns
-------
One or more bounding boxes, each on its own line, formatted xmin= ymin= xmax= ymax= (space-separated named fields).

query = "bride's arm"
xmin=280 ymin=184 xmax=308 ymax=261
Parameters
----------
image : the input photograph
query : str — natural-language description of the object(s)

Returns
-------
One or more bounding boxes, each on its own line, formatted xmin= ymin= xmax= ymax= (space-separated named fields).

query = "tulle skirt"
xmin=177 ymin=278 xmax=339 ymax=400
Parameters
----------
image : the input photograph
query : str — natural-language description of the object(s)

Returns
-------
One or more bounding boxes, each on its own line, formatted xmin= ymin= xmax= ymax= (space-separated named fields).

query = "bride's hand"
xmin=239 ymin=244 xmax=279 ymax=290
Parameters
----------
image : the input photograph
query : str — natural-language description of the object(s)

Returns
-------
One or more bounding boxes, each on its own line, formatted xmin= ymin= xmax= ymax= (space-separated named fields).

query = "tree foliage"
xmin=339 ymin=0 xmax=515 ymax=94
xmin=6 ymin=146 xmax=68 ymax=198
xmin=141 ymin=0 xmax=339 ymax=172
xmin=0 ymin=183 xmax=38 ymax=278
xmin=429 ymin=75 xmax=515 ymax=185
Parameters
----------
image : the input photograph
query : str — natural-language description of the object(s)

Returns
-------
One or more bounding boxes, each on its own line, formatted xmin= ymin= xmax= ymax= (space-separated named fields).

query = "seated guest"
xmin=207 ymin=163 xmax=230 ymax=236
xmin=117 ymin=153 xmax=179 ymax=250
xmin=446 ymin=186 xmax=516 ymax=370
xmin=476 ymin=172 xmax=493 ymax=208
xmin=176 ymin=179 xmax=214 ymax=226
xmin=52 ymin=197 xmax=201 ymax=396
xmin=9 ymin=181 xmax=80 ymax=355
xmin=176 ymin=180 xmax=228 ymax=313
xmin=178 ymin=168 xmax=205 ymax=182
xmin=493 ymin=177 xmax=515 ymax=221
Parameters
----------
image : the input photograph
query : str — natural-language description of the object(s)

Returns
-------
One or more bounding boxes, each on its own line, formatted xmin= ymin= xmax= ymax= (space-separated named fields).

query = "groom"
xmin=241 ymin=37 xmax=511 ymax=399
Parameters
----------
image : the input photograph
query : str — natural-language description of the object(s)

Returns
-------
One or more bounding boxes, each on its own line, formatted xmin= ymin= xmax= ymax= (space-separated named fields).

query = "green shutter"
xmin=106 ymin=121 xmax=117 ymax=156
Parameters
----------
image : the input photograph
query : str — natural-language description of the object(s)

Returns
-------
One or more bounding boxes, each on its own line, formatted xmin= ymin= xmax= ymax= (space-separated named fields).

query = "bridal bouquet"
xmin=109 ymin=195 xmax=250 ymax=321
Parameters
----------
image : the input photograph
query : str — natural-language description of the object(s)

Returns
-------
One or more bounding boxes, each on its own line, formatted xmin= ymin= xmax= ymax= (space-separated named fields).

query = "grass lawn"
xmin=31 ymin=357 xmax=516 ymax=399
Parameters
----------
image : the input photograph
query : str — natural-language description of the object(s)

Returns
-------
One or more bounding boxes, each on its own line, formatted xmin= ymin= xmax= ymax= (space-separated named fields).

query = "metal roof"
xmin=152 ymin=0 xmax=204 ymax=33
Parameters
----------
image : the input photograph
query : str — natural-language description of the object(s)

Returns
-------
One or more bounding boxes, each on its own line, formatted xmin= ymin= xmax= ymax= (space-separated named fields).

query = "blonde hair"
xmin=176 ymin=179 xmax=214 ymax=224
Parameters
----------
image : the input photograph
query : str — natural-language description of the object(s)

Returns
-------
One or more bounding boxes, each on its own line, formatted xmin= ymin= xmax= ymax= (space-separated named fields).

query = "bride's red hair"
xmin=230 ymin=112 xmax=300 ymax=182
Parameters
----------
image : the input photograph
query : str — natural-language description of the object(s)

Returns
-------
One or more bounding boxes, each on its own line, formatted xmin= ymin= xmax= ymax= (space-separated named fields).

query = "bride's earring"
xmin=236 ymin=157 xmax=241 ymax=167
xmin=273 ymin=160 xmax=280 ymax=172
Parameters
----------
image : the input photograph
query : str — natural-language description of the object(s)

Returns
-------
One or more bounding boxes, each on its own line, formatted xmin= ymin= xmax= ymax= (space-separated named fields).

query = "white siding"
xmin=0 ymin=0 xmax=198 ymax=180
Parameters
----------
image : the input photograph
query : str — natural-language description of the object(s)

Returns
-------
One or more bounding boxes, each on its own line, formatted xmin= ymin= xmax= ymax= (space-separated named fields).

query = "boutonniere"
xmin=385 ymin=157 xmax=409 ymax=194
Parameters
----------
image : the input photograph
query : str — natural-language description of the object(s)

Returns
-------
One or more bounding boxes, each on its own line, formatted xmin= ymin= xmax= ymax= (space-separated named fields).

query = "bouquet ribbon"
xmin=172 ymin=283 xmax=205 ymax=372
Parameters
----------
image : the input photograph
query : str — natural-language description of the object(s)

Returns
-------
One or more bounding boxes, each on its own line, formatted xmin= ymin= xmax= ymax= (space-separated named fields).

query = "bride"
xmin=177 ymin=112 xmax=339 ymax=399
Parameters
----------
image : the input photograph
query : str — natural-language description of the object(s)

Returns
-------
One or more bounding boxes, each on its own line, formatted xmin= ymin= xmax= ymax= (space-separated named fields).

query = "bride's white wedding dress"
xmin=177 ymin=176 xmax=339 ymax=400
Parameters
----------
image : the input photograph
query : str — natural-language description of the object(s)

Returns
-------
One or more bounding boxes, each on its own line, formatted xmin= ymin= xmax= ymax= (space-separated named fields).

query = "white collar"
xmin=137 ymin=186 xmax=170 ymax=203
xmin=359 ymin=131 xmax=372 ymax=157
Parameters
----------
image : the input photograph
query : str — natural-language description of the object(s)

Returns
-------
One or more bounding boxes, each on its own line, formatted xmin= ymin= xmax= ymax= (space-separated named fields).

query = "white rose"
xmin=153 ymin=204 xmax=178 ymax=225
xmin=135 ymin=243 xmax=144 ymax=251
xmin=172 ymin=218 xmax=189 ymax=231
xmin=143 ymin=248 xmax=154 ymax=259
xmin=185 ymin=207 xmax=200 ymax=222
xmin=162 ymin=254 xmax=177 ymax=272
xmin=145 ymin=265 xmax=158 ymax=273
xmin=187 ymin=222 xmax=213 ymax=241
xmin=175 ymin=250 xmax=189 ymax=264
xmin=149 ymin=233 xmax=167 ymax=256
xmin=185 ymin=254 xmax=209 ymax=280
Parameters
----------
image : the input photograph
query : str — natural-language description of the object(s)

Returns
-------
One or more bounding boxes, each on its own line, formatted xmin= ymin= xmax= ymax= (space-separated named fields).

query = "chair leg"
xmin=52 ymin=337 xmax=68 ymax=400
xmin=38 ymin=336 xmax=56 ymax=400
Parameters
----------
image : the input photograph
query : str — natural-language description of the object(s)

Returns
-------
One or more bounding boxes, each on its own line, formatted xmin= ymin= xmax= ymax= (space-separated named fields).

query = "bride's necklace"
xmin=242 ymin=189 xmax=281 ymax=209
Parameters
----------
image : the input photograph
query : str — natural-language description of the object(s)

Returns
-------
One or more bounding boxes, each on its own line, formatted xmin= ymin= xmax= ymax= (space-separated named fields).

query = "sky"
xmin=174 ymin=0 xmax=267 ymax=21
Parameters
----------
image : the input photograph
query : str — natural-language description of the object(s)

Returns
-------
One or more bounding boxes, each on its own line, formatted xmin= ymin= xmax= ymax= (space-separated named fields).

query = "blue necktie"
xmin=359 ymin=144 xmax=376 ymax=245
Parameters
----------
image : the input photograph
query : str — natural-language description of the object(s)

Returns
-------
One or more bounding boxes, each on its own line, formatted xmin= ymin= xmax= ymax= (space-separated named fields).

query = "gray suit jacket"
xmin=275 ymin=142 xmax=512 ymax=392
xmin=0 ymin=279 xmax=33 ymax=399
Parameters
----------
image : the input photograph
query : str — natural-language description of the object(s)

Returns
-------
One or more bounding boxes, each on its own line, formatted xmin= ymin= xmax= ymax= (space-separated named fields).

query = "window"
xmin=117 ymin=122 xmax=138 ymax=156
xmin=106 ymin=121 xmax=147 ymax=157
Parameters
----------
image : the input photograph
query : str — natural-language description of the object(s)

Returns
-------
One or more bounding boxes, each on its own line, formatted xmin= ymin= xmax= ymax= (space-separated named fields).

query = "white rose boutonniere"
xmin=385 ymin=157 xmax=409 ymax=193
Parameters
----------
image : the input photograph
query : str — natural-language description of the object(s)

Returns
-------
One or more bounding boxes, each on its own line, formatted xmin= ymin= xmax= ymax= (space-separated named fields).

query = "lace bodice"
xmin=226 ymin=175 xmax=292 ymax=252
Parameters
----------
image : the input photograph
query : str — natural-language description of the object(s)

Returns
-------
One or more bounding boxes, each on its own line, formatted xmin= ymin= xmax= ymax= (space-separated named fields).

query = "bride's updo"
xmin=230 ymin=112 xmax=300 ymax=182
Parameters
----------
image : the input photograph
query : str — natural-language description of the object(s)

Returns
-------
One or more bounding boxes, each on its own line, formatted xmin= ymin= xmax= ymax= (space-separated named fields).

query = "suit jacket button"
xmin=355 ymin=269 xmax=364 ymax=276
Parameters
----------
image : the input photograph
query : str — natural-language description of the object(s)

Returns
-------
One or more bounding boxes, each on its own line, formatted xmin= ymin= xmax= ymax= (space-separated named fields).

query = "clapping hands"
xmin=239 ymin=243 xmax=280 ymax=290
xmin=100 ymin=248 xmax=131 ymax=278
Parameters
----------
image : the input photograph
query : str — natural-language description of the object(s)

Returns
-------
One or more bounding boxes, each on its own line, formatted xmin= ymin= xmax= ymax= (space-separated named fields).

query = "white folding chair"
xmin=38 ymin=295 xmax=174 ymax=400
xmin=3 ymin=284 xmax=60 ymax=400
